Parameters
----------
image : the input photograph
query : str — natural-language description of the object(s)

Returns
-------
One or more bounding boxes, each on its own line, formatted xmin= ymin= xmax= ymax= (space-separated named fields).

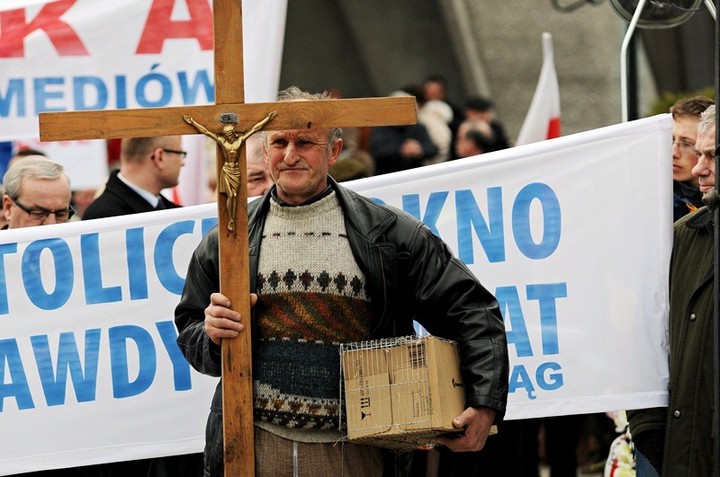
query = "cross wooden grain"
xmin=38 ymin=1 xmax=416 ymax=475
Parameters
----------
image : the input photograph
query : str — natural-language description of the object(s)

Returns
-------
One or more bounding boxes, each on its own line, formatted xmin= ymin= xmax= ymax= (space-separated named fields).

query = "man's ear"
xmin=152 ymin=148 xmax=164 ymax=169
xmin=327 ymin=138 xmax=344 ymax=167
xmin=2 ymin=195 xmax=13 ymax=222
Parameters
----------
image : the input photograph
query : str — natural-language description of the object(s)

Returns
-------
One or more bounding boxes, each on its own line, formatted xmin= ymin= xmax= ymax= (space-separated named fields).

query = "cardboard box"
xmin=341 ymin=335 xmax=466 ymax=450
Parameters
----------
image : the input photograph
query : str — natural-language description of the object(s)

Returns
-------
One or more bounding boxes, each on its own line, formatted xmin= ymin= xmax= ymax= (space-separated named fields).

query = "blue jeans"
xmin=635 ymin=449 xmax=660 ymax=477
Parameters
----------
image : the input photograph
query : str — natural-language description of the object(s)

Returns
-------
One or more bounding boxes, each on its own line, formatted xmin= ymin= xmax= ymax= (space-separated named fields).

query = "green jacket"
xmin=629 ymin=207 xmax=715 ymax=476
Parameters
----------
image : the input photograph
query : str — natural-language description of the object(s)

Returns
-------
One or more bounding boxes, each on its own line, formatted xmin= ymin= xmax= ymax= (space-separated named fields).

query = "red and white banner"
xmin=516 ymin=32 xmax=562 ymax=146
xmin=0 ymin=114 xmax=672 ymax=474
xmin=0 ymin=0 xmax=287 ymax=199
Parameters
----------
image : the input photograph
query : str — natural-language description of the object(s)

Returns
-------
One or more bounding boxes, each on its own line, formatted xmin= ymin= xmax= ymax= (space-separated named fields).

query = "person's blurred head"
xmin=120 ymin=136 xmax=185 ymax=194
xmin=246 ymin=134 xmax=274 ymax=197
xmin=2 ymin=156 xmax=73 ymax=228
xmin=691 ymin=104 xmax=716 ymax=200
xmin=423 ymin=75 xmax=449 ymax=102
xmin=670 ymin=96 xmax=714 ymax=185
xmin=455 ymin=120 xmax=496 ymax=158
xmin=465 ymin=96 xmax=495 ymax=124
xmin=71 ymin=188 xmax=98 ymax=219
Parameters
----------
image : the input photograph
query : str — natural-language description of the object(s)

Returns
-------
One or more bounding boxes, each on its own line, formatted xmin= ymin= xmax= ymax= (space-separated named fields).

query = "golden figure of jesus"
xmin=183 ymin=111 xmax=277 ymax=232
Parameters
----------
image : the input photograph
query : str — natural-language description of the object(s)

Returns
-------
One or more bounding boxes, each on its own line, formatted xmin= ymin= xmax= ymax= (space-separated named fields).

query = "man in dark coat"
xmin=83 ymin=136 xmax=184 ymax=219
xmin=82 ymin=135 xmax=201 ymax=477
xmin=175 ymin=86 xmax=508 ymax=477
xmin=629 ymin=105 xmax=717 ymax=476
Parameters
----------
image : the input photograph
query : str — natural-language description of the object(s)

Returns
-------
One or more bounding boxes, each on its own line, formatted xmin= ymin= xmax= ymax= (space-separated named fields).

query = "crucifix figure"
xmin=38 ymin=1 xmax=417 ymax=476
xmin=183 ymin=111 xmax=277 ymax=233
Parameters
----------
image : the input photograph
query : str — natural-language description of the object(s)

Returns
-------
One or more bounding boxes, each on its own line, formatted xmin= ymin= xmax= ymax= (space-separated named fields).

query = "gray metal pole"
xmin=714 ymin=1 xmax=719 ymax=475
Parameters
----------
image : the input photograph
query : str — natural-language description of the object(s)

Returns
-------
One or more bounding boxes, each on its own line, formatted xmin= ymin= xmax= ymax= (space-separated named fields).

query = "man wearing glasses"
xmin=83 ymin=135 xmax=202 ymax=477
xmin=630 ymin=105 xmax=717 ymax=476
xmin=83 ymin=136 xmax=185 ymax=220
xmin=669 ymin=96 xmax=715 ymax=221
xmin=80 ymin=135 xmax=200 ymax=476
xmin=2 ymin=155 xmax=74 ymax=229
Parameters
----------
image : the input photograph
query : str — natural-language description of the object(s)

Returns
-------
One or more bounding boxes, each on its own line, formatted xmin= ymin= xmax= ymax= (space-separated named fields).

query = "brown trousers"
xmin=255 ymin=427 xmax=383 ymax=477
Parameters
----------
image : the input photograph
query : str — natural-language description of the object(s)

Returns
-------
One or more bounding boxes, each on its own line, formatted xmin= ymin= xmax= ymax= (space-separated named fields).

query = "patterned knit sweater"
xmin=253 ymin=191 xmax=373 ymax=435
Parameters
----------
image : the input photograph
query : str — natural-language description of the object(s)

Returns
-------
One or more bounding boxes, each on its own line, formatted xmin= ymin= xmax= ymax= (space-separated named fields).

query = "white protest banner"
xmin=0 ymin=205 xmax=218 ymax=474
xmin=350 ymin=114 xmax=673 ymax=420
xmin=0 ymin=0 xmax=287 ymax=198
xmin=0 ymin=0 xmax=64 ymax=12
xmin=0 ymin=115 xmax=672 ymax=473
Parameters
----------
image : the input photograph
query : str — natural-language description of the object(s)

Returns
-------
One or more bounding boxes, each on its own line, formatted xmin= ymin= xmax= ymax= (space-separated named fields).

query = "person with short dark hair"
xmin=464 ymin=96 xmax=510 ymax=150
xmin=455 ymin=119 xmax=497 ymax=158
xmin=82 ymin=136 xmax=202 ymax=477
xmin=423 ymin=74 xmax=466 ymax=159
xmin=83 ymin=136 xmax=185 ymax=219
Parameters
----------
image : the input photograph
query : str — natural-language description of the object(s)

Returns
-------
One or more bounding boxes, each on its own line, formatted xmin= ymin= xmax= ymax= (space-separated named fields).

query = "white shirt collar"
xmin=116 ymin=172 xmax=161 ymax=207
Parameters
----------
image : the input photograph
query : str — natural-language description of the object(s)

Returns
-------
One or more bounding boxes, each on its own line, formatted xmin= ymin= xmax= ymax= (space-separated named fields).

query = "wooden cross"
xmin=38 ymin=1 xmax=416 ymax=475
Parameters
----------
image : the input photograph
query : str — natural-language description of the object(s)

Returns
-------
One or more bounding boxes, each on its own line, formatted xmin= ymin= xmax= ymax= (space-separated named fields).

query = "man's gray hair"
xmin=271 ymin=86 xmax=343 ymax=147
xmin=698 ymin=104 xmax=716 ymax=137
xmin=3 ymin=155 xmax=70 ymax=199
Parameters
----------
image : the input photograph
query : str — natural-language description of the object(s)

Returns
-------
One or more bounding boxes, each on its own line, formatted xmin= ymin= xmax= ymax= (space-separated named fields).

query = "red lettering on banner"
xmin=0 ymin=0 xmax=88 ymax=58
xmin=137 ymin=0 xmax=213 ymax=54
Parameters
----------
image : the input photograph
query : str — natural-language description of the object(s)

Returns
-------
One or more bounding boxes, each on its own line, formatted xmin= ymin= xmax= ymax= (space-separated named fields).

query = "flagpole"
xmin=706 ymin=0 xmax=717 ymax=18
xmin=619 ymin=0 xmax=647 ymax=123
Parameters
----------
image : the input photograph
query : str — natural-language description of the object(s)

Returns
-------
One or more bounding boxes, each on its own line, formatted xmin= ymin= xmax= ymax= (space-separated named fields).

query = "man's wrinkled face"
xmin=691 ymin=126 xmax=716 ymax=199
xmin=264 ymin=129 xmax=341 ymax=205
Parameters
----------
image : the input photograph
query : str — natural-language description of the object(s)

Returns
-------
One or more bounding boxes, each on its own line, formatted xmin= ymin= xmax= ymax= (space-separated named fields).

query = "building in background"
xmin=279 ymin=0 xmax=715 ymax=140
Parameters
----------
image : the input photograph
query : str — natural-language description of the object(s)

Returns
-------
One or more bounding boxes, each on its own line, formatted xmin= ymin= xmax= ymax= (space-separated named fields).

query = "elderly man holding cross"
xmin=174 ymin=87 xmax=509 ymax=476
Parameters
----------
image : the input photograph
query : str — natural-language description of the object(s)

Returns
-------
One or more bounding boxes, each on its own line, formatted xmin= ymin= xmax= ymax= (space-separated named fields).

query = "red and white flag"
xmin=516 ymin=32 xmax=561 ymax=145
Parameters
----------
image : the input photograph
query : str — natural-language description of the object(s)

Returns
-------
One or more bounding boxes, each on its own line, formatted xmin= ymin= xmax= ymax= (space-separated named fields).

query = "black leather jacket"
xmin=175 ymin=177 xmax=509 ymax=475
